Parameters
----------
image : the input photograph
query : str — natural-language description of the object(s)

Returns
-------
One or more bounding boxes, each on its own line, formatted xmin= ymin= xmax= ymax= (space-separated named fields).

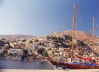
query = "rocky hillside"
xmin=47 ymin=30 xmax=99 ymax=54
xmin=0 ymin=30 xmax=99 ymax=61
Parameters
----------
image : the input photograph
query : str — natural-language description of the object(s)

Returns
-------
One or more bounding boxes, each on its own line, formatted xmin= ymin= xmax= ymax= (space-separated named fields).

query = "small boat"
xmin=48 ymin=3 xmax=99 ymax=69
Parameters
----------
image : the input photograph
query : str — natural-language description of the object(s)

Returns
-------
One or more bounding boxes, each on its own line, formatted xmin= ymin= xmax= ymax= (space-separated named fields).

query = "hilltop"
xmin=49 ymin=30 xmax=99 ymax=40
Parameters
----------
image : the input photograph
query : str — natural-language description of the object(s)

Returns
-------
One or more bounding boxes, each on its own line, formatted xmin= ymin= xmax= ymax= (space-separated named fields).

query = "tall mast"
xmin=93 ymin=17 xmax=96 ymax=57
xmin=71 ymin=3 xmax=76 ymax=62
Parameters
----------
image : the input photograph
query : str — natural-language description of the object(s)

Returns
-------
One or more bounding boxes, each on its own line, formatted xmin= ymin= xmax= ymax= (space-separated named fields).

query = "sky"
xmin=0 ymin=0 xmax=99 ymax=36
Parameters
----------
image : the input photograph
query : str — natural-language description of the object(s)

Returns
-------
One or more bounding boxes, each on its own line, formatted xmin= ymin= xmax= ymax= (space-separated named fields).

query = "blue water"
xmin=0 ymin=60 xmax=52 ymax=69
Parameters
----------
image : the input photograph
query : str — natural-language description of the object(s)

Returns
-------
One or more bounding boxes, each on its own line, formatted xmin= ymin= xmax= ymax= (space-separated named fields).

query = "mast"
xmin=93 ymin=17 xmax=96 ymax=57
xmin=71 ymin=4 xmax=76 ymax=62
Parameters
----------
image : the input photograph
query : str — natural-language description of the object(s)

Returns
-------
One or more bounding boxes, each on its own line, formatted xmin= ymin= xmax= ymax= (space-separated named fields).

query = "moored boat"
xmin=48 ymin=57 xmax=99 ymax=69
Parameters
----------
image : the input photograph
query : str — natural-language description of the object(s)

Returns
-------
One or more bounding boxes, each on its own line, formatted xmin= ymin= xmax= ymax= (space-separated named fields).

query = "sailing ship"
xmin=48 ymin=4 xmax=99 ymax=69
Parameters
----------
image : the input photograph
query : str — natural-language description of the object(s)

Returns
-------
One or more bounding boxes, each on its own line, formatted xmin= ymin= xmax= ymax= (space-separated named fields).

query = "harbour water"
xmin=0 ymin=60 xmax=53 ymax=69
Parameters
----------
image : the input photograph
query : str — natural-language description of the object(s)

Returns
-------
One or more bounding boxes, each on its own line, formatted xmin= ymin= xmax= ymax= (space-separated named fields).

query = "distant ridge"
xmin=48 ymin=30 xmax=99 ymax=41
xmin=0 ymin=35 xmax=36 ymax=41
xmin=0 ymin=30 xmax=99 ymax=41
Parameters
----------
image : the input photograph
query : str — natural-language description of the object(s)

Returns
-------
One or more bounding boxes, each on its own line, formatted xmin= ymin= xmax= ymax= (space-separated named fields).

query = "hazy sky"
xmin=0 ymin=0 xmax=99 ymax=36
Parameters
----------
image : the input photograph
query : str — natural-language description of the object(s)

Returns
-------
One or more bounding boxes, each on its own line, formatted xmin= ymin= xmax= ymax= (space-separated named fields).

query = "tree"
xmin=34 ymin=39 xmax=39 ymax=42
xmin=23 ymin=49 xmax=28 ymax=55
xmin=42 ymin=52 xmax=48 ymax=57
xmin=29 ymin=40 xmax=33 ymax=43
xmin=0 ymin=40 xmax=5 ymax=47
xmin=37 ymin=48 xmax=45 ymax=54
xmin=22 ymin=39 xmax=26 ymax=42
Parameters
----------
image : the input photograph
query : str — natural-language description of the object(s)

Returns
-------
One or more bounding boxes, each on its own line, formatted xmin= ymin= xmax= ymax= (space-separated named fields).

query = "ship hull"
xmin=48 ymin=57 xmax=99 ymax=69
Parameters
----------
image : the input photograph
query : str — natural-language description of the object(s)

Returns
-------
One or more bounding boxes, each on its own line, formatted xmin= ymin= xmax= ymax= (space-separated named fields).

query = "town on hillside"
xmin=0 ymin=31 xmax=99 ymax=67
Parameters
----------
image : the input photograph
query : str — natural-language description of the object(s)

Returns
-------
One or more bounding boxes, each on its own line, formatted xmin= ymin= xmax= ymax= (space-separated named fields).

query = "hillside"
xmin=49 ymin=30 xmax=99 ymax=40
xmin=48 ymin=30 xmax=99 ymax=54
xmin=0 ymin=30 xmax=99 ymax=62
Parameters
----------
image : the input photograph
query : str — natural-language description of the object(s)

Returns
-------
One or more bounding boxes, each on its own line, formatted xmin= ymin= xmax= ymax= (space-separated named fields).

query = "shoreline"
xmin=0 ymin=58 xmax=47 ymax=62
xmin=0 ymin=69 xmax=99 ymax=72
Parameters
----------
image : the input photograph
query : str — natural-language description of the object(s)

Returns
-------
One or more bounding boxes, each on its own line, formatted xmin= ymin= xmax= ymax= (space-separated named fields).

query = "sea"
xmin=0 ymin=60 xmax=53 ymax=69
